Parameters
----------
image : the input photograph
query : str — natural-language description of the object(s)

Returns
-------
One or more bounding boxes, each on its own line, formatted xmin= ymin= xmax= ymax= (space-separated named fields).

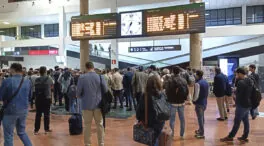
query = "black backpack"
xmin=35 ymin=77 xmax=50 ymax=99
xmin=248 ymin=77 xmax=262 ymax=109
xmin=166 ymin=76 xmax=189 ymax=103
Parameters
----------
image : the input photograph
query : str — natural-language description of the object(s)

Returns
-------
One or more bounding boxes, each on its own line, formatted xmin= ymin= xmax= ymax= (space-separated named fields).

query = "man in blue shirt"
xmin=0 ymin=63 xmax=32 ymax=146
xmin=123 ymin=67 xmax=134 ymax=111
xmin=77 ymin=62 xmax=107 ymax=146
xmin=193 ymin=70 xmax=209 ymax=139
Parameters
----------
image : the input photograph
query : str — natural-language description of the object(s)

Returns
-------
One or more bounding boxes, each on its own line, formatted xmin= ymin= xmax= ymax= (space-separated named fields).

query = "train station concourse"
xmin=1 ymin=0 xmax=264 ymax=146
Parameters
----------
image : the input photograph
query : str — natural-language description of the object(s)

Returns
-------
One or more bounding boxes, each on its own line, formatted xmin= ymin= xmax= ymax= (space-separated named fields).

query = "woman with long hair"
xmin=136 ymin=75 xmax=165 ymax=146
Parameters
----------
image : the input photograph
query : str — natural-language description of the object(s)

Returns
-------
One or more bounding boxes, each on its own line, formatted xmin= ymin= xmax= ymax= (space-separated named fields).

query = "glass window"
xmin=205 ymin=10 xmax=211 ymax=26
xmin=44 ymin=24 xmax=59 ymax=37
xmin=0 ymin=27 xmax=16 ymax=37
xmin=218 ymin=9 xmax=226 ymax=25
xmin=233 ymin=8 xmax=242 ymax=24
xmin=21 ymin=25 xmax=41 ymax=38
xmin=226 ymin=8 xmax=234 ymax=25
xmin=247 ymin=6 xmax=255 ymax=24
xmin=210 ymin=10 xmax=218 ymax=26
xmin=255 ymin=6 xmax=264 ymax=23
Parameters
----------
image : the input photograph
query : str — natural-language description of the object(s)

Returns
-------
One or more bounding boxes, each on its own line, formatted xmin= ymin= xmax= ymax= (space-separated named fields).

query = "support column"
xmin=41 ymin=24 xmax=45 ymax=38
xmin=16 ymin=26 xmax=21 ymax=40
xmin=242 ymin=4 xmax=247 ymax=26
xmin=190 ymin=0 xmax=202 ymax=70
xmin=110 ymin=0 xmax=119 ymax=69
xmin=59 ymin=6 xmax=67 ymax=66
xmin=80 ymin=0 xmax=89 ymax=71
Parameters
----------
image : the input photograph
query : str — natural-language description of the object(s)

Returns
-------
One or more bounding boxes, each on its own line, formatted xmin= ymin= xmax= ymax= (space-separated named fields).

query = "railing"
xmin=142 ymin=35 xmax=264 ymax=67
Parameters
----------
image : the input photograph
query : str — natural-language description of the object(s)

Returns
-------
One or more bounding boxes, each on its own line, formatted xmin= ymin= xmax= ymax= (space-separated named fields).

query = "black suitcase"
xmin=69 ymin=98 xmax=83 ymax=135
xmin=69 ymin=114 xmax=83 ymax=135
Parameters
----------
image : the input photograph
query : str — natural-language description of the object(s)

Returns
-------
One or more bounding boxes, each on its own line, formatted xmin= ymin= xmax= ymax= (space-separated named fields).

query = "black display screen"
xmin=71 ymin=13 xmax=118 ymax=40
xmin=144 ymin=3 xmax=205 ymax=36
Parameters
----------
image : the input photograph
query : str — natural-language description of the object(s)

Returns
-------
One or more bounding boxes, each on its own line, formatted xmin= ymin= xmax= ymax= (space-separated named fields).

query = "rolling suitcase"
xmin=159 ymin=127 xmax=173 ymax=146
xmin=69 ymin=98 xmax=83 ymax=135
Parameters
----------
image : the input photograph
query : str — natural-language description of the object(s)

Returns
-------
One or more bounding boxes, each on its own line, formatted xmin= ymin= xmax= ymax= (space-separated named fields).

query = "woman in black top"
xmin=136 ymin=75 xmax=165 ymax=146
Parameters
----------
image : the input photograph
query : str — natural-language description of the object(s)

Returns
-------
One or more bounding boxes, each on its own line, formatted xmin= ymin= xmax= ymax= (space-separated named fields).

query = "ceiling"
xmin=1 ymin=0 xmax=264 ymax=28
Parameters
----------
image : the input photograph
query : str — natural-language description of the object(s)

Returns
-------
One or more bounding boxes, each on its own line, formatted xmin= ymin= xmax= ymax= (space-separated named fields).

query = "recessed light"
xmin=3 ymin=22 xmax=10 ymax=25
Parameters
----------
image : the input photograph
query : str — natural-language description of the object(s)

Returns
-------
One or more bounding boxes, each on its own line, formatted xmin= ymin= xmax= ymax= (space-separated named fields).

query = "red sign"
xmin=112 ymin=60 xmax=116 ymax=65
xmin=28 ymin=50 xmax=58 ymax=55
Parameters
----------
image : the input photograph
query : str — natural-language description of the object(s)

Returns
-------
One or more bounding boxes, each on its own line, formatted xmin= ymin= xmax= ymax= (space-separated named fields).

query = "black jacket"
xmin=236 ymin=78 xmax=253 ymax=108
xmin=213 ymin=73 xmax=227 ymax=97
xmin=165 ymin=75 xmax=188 ymax=104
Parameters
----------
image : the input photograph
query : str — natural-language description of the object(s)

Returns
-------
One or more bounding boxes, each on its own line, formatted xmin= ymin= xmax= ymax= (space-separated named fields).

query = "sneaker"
xmin=217 ymin=118 xmax=225 ymax=121
xmin=195 ymin=130 xmax=200 ymax=135
xmin=252 ymin=115 xmax=257 ymax=120
xmin=45 ymin=130 xmax=53 ymax=134
xmin=34 ymin=131 xmax=39 ymax=135
xmin=112 ymin=106 xmax=117 ymax=109
xmin=126 ymin=108 xmax=132 ymax=111
xmin=225 ymin=117 xmax=228 ymax=120
xmin=237 ymin=137 xmax=249 ymax=142
xmin=220 ymin=136 xmax=233 ymax=142
xmin=195 ymin=134 xmax=205 ymax=139
xmin=227 ymin=109 xmax=230 ymax=113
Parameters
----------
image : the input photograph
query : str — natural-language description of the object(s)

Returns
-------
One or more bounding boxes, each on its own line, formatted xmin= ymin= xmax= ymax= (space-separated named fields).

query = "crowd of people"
xmin=0 ymin=62 xmax=261 ymax=146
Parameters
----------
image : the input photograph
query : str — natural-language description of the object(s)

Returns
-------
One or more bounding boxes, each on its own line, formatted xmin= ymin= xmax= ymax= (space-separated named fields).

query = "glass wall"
xmin=247 ymin=5 xmax=264 ymax=24
xmin=21 ymin=25 xmax=41 ymax=38
xmin=206 ymin=7 xmax=242 ymax=26
xmin=0 ymin=28 xmax=16 ymax=37
xmin=44 ymin=24 xmax=59 ymax=37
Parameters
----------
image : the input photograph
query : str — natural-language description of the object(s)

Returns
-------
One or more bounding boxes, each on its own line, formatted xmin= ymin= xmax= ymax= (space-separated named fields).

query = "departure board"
xmin=71 ymin=13 xmax=118 ymax=40
xmin=144 ymin=3 xmax=205 ymax=36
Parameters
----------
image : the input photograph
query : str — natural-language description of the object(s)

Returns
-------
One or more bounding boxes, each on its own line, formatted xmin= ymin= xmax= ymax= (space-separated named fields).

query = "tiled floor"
xmin=3 ymin=98 xmax=264 ymax=146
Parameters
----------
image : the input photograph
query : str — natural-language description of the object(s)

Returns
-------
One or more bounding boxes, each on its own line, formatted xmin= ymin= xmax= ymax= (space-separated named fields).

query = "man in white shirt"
xmin=111 ymin=68 xmax=124 ymax=109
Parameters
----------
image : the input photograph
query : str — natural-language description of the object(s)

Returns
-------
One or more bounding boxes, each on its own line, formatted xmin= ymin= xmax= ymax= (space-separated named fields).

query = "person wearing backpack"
xmin=221 ymin=68 xmax=253 ymax=143
xmin=34 ymin=66 xmax=54 ymax=135
xmin=248 ymin=64 xmax=260 ymax=120
xmin=165 ymin=66 xmax=188 ymax=139
xmin=186 ymin=67 xmax=196 ymax=105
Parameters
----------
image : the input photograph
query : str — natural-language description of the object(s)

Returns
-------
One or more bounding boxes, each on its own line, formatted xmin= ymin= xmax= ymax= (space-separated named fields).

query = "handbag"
xmin=152 ymin=92 xmax=171 ymax=121
xmin=0 ymin=77 xmax=24 ymax=125
xmin=133 ymin=94 xmax=155 ymax=146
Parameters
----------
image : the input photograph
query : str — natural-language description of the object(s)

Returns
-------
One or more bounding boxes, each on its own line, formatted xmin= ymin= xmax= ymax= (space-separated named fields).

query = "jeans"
xmin=3 ymin=112 xmax=32 ymax=146
xmin=195 ymin=105 xmax=206 ymax=136
xmin=170 ymin=104 xmax=185 ymax=137
xmin=34 ymin=98 xmax=51 ymax=132
xmin=83 ymin=109 xmax=104 ymax=146
xmin=228 ymin=105 xmax=250 ymax=139
xmin=125 ymin=88 xmax=135 ymax=109
xmin=69 ymin=97 xmax=82 ymax=114
xmin=250 ymin=108 xmax=259 ymax=117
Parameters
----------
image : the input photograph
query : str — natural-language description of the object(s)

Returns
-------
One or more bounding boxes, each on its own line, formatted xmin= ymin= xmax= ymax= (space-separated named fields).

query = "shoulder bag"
xmin=152 ymin=92 xmax=171 ymax=121
xmin=0 ymin=77 xmax=24 ymax=125
xmin=133 ymin=94 xmax=155 ymax=146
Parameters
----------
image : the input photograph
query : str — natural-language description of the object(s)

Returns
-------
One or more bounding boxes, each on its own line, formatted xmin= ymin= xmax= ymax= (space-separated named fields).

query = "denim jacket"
xmin=0 ymin=75 xmax=31 ymax=115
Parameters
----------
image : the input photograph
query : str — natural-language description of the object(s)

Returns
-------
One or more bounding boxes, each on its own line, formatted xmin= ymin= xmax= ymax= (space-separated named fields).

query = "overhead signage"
xmin=129 ymin=45 xmax=181 ymax=53
xmin=71 ymin=13 xmax=118 ymax=40
xmin=144 ymin=3 xmax=205 ymax=36
xmin=70 ymin=3 xmax=205 ymax=40
xmin=28 ymin=50 xmax=58 ymax=55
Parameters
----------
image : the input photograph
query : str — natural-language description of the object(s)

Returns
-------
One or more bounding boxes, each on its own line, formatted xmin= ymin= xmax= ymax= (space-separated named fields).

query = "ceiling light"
xmin=205 ymin=2 xmax=209 ymax=5
xmin=3 ymin=22 xmax=10 ymax=25
xmin=205 ymin=13 xmax=210 ymax=16
xmin=30 ymin=28 xmax=34 ymax=30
